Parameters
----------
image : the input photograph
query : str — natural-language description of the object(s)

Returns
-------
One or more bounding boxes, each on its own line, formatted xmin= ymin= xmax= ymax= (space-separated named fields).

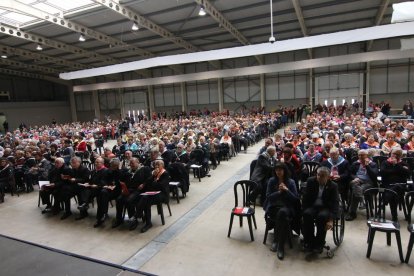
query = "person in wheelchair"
xmin=263 ymin=162 xmax=300 ymax=260
xmin=302 ymin=166 xmax=339 ymax=253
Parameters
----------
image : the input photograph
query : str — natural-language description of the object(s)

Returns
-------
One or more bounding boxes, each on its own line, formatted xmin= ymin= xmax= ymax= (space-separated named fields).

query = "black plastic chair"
xmin=373 ymin=156 xmax=388 ymax=171
xmin=363 ymin=188 xmax=404 ymax=262
xmin=405 ymin=191 xmax=414 ymax=263
xmin=227 ymin=180 xmax=257 ymax=241
xmin=299 ymin=161 xmax=320 ymax=191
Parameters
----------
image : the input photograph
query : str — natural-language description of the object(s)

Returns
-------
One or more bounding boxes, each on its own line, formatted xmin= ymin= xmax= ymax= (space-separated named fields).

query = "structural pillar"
xmin=260 ymin=74 xmax=265 ymax=109
xmin=364 ymin=62 xmax=370 ymax=111
xmin=118 ymin=88 xmax=125 ymax=119
xmin=218 ymin=78 xmax=224 ymax=112
xmin=68 ymin=85 xmax=77 ymax=122
xmin=180 ymin=82 xmax=187 ymax=112
xmin=92 ymin=90 xmax=101 ymax=120
xmin=309 ymin=69 xmax=314 ymax=109
xmin=147 ymin=85 xmax=155 ymax=116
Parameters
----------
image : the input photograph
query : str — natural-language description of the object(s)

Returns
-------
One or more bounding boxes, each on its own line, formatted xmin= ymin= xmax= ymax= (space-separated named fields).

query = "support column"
xmin=92 ymin=90 xmax=101 ymax=120
xmin=68 ymin=86 xmax=77 ymax=122
xmin=364 ymin=62 xmax=370 ymax=111
xmin=260 ymin=74 xmax=265 ymax=109
xmin=180 ymin=82 xmax=187 ymax=112
xmin=118 ymin=88 xmax=125 ymax=119
xmin=309 ymin=69 xmax=314 ymax=110
xmin=147 ymin=85 xmax=155 ymax=116
xmin=218 ymin=78 xmax=224 ymax=112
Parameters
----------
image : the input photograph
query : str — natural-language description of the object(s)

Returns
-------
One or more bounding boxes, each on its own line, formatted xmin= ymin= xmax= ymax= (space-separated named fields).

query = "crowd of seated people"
xmin=0 ymin=111 xmax=283 ymax=233
xmin=250 ymin=102 xmax=414 ymax=259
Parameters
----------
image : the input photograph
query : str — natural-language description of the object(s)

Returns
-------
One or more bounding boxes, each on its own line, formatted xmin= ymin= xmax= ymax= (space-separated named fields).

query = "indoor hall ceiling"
xmin=0 ymin=0 xmax=408 ymax=83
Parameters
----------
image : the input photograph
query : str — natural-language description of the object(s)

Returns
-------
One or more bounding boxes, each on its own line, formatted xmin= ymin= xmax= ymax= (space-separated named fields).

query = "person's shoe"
xmin=93 ymin=219 xmax=104 ymax=228
xmin=129 ymin=217 xmax=138 ymax=231
xmin=77 ymin=203 xmax=88 ymax=211
xmin=345 ymin=213 xmax=357 ymax=221
xmin=51 ymin=207 xmax=61 ymax=215
xmin=75 ymin=212 xmax=88 ymax=220
xmin=41 ymin=206 xmax=52 ymax=214
xmin=301 ymin=242 xmax=312 ymax=252
xmin=277 ymin=247 xmax=285 ymax=260
xmin=112 ymin=219 xmax=123 ymax=228
xmin=312 ymin=246 xmax=324 ymax=254
xmin=270 ymin=242 xmax=278 ymax=252
xmin=140 ymin=223 xmax=153 ymax=233
xmin=60 ymin=212 xmax=72 ymax=220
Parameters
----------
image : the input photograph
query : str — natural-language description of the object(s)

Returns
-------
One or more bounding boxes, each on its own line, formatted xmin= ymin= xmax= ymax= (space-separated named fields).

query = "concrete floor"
xmin=1 ymin=134 xmax=414 ymax=275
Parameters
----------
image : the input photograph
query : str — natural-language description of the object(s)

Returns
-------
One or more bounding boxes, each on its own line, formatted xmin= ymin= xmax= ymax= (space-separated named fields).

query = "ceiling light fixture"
xmin=198 ymin=6 xmax=206 ymax=16
xmin=79 ymin=33 xmax=86 ymax=42
xmin=131 ymin=21 xmax=139 ymax=31
xmin=36 ymin=44 xmax=43 ymax=51
xmin=1 ymin=54 xmax=7 ymax=59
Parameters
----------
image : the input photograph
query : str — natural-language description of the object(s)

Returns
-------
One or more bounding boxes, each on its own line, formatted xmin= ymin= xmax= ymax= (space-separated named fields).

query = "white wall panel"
xmin=174 ymin=85 xmax=182 ymax=106
xmin=187 ymin=84 xmax=197 ymax=105
xmin=236 ymin=80 xmax=249 ymax=102
xmin=279 ymin=76 xmax=294 ymax=99
xmin=154 ymin=87 xmax=164 ymax=107
xmin=163 ymin=86 xmax=175 ymax=106
xmin=209 ymin=80 xmax=219 ymax=103
xmin=223 ymin=80 xmax=235 ymax=103
xmin=370 ymin=68 xmax=387 ymax=94
xmin=410 ymin=64 xmax=414 ymax=92
xmin=197 ymin=83 xmax=210 ymax=104
xmin=295 ymin=75 xmax=307 ymax=98
xmin=265 ymin=76 xmax=278 ymax=100
xmin=388 ymin=66 xmax=409 ymax=93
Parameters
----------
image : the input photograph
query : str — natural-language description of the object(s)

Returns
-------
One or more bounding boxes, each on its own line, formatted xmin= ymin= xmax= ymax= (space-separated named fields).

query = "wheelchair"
xmin=300 ymin=181 xmax=345 ymax=258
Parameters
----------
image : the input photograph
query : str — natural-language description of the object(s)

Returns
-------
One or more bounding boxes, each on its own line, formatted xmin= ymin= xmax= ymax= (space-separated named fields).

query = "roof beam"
xmin=193 ymin=0 xmax=262 ymax=64
xmin=194 ymin=0 xmax=249 ymax=45
xmin=92 ymin=0 xmax=198 ymax=52
xmin=0 ymin=57 xmax=61 ymax=75
xmin=291 ymin=0 xmax=312 ymax=58
xmin=0 ymin=67 xmax=67 ymax=84
xmin=0 ymin=44 xmax=90 ymax=71
xmin=367 ymin=0 xmax=390 ymax=51
xmin=3 ymin=0 xmax=153 ymax=57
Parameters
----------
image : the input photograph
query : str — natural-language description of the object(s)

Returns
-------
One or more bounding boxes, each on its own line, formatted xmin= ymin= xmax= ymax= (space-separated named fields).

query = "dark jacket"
xmin=380 ymin=159 xmax=410 ymax=186
xmin=168 ymin=162 xmax=190 ymax=193
xmin=89 ymin=168 xmax=109 ymax=188
xmin=321 ymin=158 xmax=351 ymax=187
xmin=48 ymin=165 xmax=71 ymax=188
xmin=250 ymin=152 xmax=276 ymax=186
xmin=69 ymin=165 xmax=90 ymax=184
xmin=302 ymin=176 xmax=339 ymax=219
xmin=350 ymin=160 xmax=378 ymax=186
xmin=123 ymin=166 xmax=151 ymax=191
xmin=263 ymin=177 xmax=300 ymax=213
xmin=145 ymin=171 xmax=170 ymax=200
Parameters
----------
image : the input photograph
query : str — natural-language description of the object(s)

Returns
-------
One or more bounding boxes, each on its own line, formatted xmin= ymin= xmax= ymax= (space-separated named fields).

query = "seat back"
xmin=301 ymin=161 xmax=320 ymax=177
xmin=373 ymin=156 xmax=388 ymax=171
xmin=405 ymin=191 xmax=414 ymax=225
xmin=190 ymin=149 xmax=204 ymax=165
xmin=233 ymin=180 xmax=257 ymax=208
xmin=364 ymin=187 xmax=398 ymax=222
xmin=249 ymin=159 xmax=257 ymax=179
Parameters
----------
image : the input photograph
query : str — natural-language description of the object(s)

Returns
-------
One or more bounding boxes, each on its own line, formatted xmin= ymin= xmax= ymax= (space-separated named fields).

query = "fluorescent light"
xmin=1 ymin=55 xmax=7 ymax=59
xmin=79 ymin=33 xmax=86 ymax=42
xmin=36 ymin=44 xmax=43 ymax=51
xmin=131 ymin=22 xmax=139 ymax=31
xmin=198 ymin=6 xmax=206 ymax=16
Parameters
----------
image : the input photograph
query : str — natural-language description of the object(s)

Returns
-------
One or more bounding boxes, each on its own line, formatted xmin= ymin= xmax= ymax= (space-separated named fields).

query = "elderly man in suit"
xmin=302 ymin=166 xmax=339 ymax=253
xmin=250 ymin=145 xmax=277 ymax=205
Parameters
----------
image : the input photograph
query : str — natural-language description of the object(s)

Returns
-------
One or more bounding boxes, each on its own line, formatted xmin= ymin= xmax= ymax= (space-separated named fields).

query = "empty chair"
xmin=364 ymin=188 xmax=404 ymax=262
xmin=227 ymin=180 xmax=257 ymax=241
xmin=405 ymin=191 xmax=414 ymax=263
